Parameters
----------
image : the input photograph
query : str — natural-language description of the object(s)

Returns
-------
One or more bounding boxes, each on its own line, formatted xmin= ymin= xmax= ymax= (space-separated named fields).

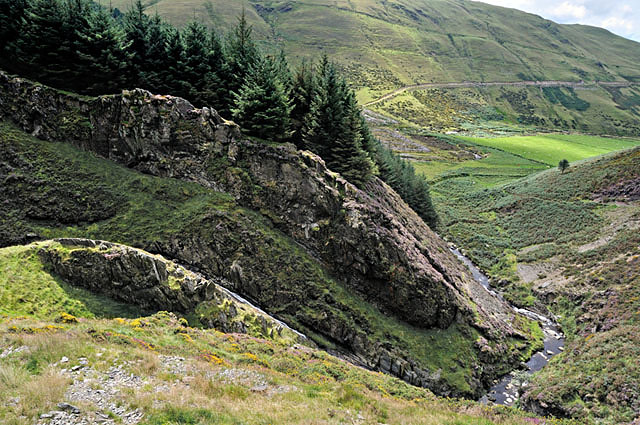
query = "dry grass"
xmin=0 ymin=314 xmax=575 ymax=425
xmin=0 ymin=365 xmax=70 ymax=425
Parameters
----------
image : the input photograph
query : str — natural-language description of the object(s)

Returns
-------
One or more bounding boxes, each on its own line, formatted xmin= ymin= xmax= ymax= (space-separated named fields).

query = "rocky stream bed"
xmin=450 ymin=248 xmax=565 ymax=407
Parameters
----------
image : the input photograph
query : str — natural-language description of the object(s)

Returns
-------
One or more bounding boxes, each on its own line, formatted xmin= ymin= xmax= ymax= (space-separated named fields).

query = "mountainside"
xmin=114 ymin=0 xmax=640 ymax=87
xmin=429 ymin=143 xmax=640 ymax=423
xmin=107 ymin=0 xmax=640 ymax=136
xmin=0 ymin=239 xmax=553 ymax=425
xmin=0 ymin=72 xmax=542 ymax=397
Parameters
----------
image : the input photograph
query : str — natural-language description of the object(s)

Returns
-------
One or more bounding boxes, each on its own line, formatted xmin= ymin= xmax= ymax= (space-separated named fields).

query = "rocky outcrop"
xmin=0 ymin=72 xmax=535 ymax=396
xmin=38 ymin=238 xmax=302 ymax=342
xmin=39 ymin=238 xmax=211 ymax=312
xmin=594 ymin=176 xmax=640 ymax=202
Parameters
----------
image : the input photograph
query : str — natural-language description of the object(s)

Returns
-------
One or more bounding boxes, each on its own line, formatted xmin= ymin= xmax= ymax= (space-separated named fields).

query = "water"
xmin=450 ymin=248 xmax=565 ymax=406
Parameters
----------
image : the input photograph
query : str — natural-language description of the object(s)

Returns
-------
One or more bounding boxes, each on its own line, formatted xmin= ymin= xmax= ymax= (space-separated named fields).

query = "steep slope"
xmin=107 ymin=0 xmax=640 ymax=135
xmin=0 ymin=248 xmax=558 ymax=425
xmin=431 ymin=145 xmax=640 ymax=423
xmin=0 ymin=72 xmax=541 ymax=397
xmin=3 ymin=239 xmax=304 ymax=341
xmin=112 ymin=0 xmax=640 ymax=86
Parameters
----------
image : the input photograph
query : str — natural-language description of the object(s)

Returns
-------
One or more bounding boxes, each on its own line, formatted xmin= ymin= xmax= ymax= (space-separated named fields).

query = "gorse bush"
xmin=0 ymin=0 xmax=437 ymax=225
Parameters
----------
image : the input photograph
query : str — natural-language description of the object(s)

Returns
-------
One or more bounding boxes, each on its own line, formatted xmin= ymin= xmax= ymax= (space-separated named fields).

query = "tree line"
xmin=0 ymin=0 xmax=437 ymax=227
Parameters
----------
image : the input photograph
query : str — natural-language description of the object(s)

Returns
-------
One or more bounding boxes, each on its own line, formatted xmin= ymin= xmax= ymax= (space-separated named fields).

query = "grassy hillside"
xmin=118 ymin=0 xmax=640 ymax=87
xmin=0 ymin=120 xmax=569 ymax=423
xmin=109 ymin=0 xmax=640 ymax=135
xmin=0 ymin=249 xmax=573 ymax=425
xmin=0 ymin=120 xmax=541 ymax=397
xmin=415 ymin=134 xmax=640 ymax=422
xmin=366 ymin=84 xmax=640 ymax=136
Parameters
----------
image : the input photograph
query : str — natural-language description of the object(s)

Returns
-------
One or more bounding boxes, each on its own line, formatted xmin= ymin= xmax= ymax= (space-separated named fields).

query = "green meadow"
xmin=458 ymin=134 xmax=640 ymax=166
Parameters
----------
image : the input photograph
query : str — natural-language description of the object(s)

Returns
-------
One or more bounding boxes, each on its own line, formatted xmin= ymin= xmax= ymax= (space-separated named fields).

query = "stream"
xmin=450 ymin=248 xmax=565 ymax=406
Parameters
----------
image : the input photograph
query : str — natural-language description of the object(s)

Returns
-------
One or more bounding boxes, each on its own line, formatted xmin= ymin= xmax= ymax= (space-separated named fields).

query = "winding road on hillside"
xmin=364 ymin=80 xmax=637 ymax=106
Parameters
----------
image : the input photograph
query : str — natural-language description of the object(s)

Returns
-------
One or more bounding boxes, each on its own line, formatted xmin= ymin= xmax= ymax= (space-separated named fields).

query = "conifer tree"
xmin=123 ymin=0 xmax=150 ymax=86
xmin=182 ymin=20 xmax=213 ymax=105
xmin=275 ymin=49 xmax=292 ymax=94
xmin=302 ymin=56 xmax=346 ymax=157
xmin=199 ymin=29 xmax=228 ymax=108
xmin=231 ymin=56 xmax=292 ymax=142
xmin=327 ymin=90 xmax=373 ymax=186
xmin=0 ymin=0 xmax=28 ymax=63
xmin=74 ymin=6 xmax=132 ymax=94
xmin=139 ymin=13 xmax=169 ymax=91
xmin=290 ymin=61 xmax=317 ymax=147
xmin=367 ymin=136 xmax=437 ymax=227
xmin=300 ymin=56 xmax=373 ymax=186
xmin=16 ymin=0 xmax=73 ymax=88
xmin=162 ymin=27 xmax=188 ymax=98
xmin=223 ymin=8 xmax=258 ymax=114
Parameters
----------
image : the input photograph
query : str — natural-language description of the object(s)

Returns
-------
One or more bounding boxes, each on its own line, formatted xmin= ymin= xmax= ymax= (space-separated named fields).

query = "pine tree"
xmin=16 ymin=0 xmax=73 ymax=88
xmin=223 ymin=8 xmax=259 ymax=115
xmin=302 ymin=56 xmax=346 ymax=158
xmin=139 ymin=13 xmax=169 ymax=91
xmin=182 ymin=20 xmax=213 ymax=105
xmin=327 ymin=90 xmax=373 ymax=186
xmin=162 ymin=27 xmax=188 ymax=98
xmin=198 ymin=28 xmax=228 ymax=109
xmin=275 ymin=49 xmax=292 ymax=94
xmin=231 ymin=56 xmax=292 ymax=142
xmin=74 ymin=5 xmax=132 ymax=94
xmin=365 ymin=135 xmax=437 ymax=226
xmin=290 ymin=61 xmax=317 ymax=147
xmin=0 ymin=0 xmax=27 ymax=62
xmin=123 ymin=0 xmax=150 ymax=87
xmin=299 ymin=56 xmax=373 ymax=186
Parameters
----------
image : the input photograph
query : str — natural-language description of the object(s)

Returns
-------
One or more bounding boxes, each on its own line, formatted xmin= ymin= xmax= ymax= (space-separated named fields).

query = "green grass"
xmin=109 ymin=0 xmax=640 ymax=86
xmin=0 ymin=120 xmax=542 ymax=397
xmin=419 ymin=140 xmax=640 ymax=423
xmin=101 ymin=0 xmax=640 ymax=137
xmin=458 ymin=134 xmax=640 ymax=165
xmin=0 ymin=312 xmax=572 ymax=425
xmin=0 ymin=244 xmax=142 ymax=320
xmin=414 ymin=146 xmax=546 ymax=181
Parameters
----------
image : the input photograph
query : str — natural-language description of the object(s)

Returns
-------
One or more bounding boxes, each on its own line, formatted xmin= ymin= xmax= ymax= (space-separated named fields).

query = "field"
xmin=412 ymin=146 xmax=546 ymax=181
xmin=459 ymin=134 xmax=640 ymax=165
xmin=366 ymin=85 xmax=640 ymax=137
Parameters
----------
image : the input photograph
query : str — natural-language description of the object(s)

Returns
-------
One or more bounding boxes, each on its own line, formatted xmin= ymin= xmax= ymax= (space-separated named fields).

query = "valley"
xmin=0 ymin=0 xmax=639 ymax=424
xmin=370 ymin=112 xmax=640 ymax=422
xmin=103 ymin=0 xmax=640 ymax=135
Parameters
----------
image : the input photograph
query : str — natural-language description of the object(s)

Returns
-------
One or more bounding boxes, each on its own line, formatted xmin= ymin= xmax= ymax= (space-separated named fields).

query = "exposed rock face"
xmin=38 ymin=238 xmax=301 ymax=341
xmin=39 ymin=238 xmax=211 ymax=312
xmin=0 ymin=72 xmax=533 ymax=396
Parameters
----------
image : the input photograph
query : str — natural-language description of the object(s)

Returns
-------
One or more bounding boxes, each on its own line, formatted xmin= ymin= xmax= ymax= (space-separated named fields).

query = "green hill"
xmin=424 ymin=138 xmax=640 ymax=423
xmin=0 ymin=241 xmax=559 ymax=425
xmin=113 ymin=0 xmax=640 ymax=87
xmin=107 ymin=0 xmax=640 ymax=135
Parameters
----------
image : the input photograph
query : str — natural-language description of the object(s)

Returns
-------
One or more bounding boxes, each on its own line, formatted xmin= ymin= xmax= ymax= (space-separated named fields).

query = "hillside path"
xmin=364 ymin=80 xmax=637 ymax=106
